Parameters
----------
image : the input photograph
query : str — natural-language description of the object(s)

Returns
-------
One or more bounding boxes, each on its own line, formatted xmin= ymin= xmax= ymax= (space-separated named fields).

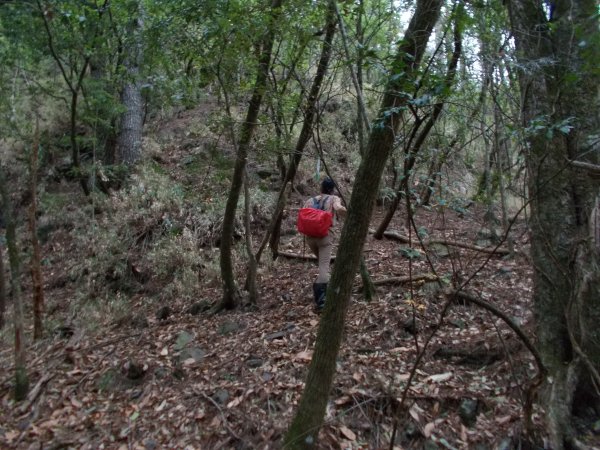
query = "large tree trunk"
xmin=218 ymin=0 xmax=283 ymax=311
xmin=116 ymin=1 xmax=144 ymax=166
xmin=507 ymin=0 xmax=600 ymax=447
xmin=0 ymin=165 xmax=28 ymax=400
xmin=284 ymin=0 xmax=443 ymax=446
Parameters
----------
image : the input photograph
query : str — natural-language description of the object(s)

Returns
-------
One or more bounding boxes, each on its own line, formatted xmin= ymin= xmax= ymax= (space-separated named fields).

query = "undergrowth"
xmin=38 ymin=154 xmax=277 ymax=332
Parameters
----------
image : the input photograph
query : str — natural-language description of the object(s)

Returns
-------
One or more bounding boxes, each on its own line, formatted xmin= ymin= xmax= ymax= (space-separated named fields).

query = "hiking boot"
xmin=312 ymin=282 xmax=327 ymax=311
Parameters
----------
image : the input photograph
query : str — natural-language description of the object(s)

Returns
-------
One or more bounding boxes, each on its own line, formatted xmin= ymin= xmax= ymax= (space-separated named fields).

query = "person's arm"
xmin=332 ymin=196 xmax=347 ymax=216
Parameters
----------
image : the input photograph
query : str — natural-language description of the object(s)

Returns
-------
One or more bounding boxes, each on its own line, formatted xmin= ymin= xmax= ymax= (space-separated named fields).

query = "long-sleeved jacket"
xmin=303 ymin=194 xmax=347 ymax=232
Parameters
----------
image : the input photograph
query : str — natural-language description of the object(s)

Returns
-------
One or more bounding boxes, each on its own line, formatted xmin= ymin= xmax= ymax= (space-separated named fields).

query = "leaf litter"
xmin=0 ymin=202 xmax=549 ymax=449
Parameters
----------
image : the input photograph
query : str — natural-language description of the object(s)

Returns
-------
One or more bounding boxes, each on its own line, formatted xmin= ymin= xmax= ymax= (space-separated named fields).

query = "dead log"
xmin=373 ymin=273 xmax=439 ymax=286
xmin=433 ymin=345 xmax=515 ymax=366
xmin=429 ymin=239 xmax=510 ymax=255
xmin=383 ymin=231 xmax=410 ymax=243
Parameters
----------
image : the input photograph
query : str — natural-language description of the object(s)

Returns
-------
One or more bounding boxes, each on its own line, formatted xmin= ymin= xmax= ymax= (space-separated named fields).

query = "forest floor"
xmin=0 ymin=106 xmax=597 ymax=450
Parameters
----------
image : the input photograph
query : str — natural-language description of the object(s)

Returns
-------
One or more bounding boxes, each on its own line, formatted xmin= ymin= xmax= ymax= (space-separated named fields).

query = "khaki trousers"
xmin=306 ymin=234 xmax=333 ymax=283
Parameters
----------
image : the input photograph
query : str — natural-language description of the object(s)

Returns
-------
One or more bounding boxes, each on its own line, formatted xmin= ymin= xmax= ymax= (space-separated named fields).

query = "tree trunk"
xmin=492 ymin=87 xmax=514 ymax=254
xmin=218 ymin=0 xmax=283 ymax=311
xmin=0 ymin=243 xmax=5 ymax=330
xmin=70 ymin=89 xmax=90 ymax=196
xmin=116 ymin=1 xmax=144 ymax=166
xmin=420 ymin=149 xmax=444 ymax=206
xmin=507 ymin=0 xmax=600 ymax=447
xmin=0 ymin=165 xmax=29 ymax=400
xmin=355 ymin=0 xmax=366 ymax=157
xmin=474 ymin=19 xmax=496 ymax=225
xmin=284 ymin=0 xmax=443 ymax=446
xmin=29 ymin=120 xmax=44 ymax=340
xmin=334 ymin=0 xmax=370 ymax=151
xmin=243 ymin=169 xmax=258 ymax=304
xmin=39 ymin=0 xmax=112 ymax=191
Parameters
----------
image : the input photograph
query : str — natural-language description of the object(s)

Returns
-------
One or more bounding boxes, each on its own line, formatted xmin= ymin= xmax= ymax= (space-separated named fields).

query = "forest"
xmin=0 ymin=0 xmax=599 ymax=448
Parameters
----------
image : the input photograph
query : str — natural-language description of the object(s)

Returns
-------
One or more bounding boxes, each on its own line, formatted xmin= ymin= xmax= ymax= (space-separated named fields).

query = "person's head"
xmin=321 ymin=177 xmax=335 ymax=195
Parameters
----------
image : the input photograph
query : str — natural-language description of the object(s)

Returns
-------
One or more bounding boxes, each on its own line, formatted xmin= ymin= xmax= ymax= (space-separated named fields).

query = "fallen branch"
xmin=382 ymin=231 xmax=510 ymax=255
xmin=447 ymin=289 xmax=544 ymax=373
xmin=0 ymin=332 xmax=144 ymax=392
xmin=373 ymin=273 xmax=439 ymax=286
xmin=446 ymin=288 xmax=546 ymax=438
xmin=430 ymin=239 xmax=510 ymax=255
xmin=382 ymin=231 xmax=410 ymax=243
xmin=18 ymin=372 xmax=55 ymax=414
xmin=568 ymin=159 xmax=600 ymax=176
xmin=198 ymin=391 xmax=241 ymax=441
xmin=433 ymin=342 xmax=520 ymax=366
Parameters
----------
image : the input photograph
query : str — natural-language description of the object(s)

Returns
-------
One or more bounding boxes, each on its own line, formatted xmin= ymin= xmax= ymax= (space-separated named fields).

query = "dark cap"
xmin=321 ymin=177 xmax=335 ymax=194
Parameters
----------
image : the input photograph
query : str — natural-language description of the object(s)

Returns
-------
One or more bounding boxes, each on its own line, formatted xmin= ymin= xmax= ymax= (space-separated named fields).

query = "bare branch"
xmin=568 ymin=159 xmax=600 ymax=176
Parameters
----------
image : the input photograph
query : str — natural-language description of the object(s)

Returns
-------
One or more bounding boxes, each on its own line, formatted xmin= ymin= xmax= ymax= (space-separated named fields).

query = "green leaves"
xmin=399 ymin=247 xmax=422 ymax=260
xmin=524 ymin=115 xmax=575 ymax=140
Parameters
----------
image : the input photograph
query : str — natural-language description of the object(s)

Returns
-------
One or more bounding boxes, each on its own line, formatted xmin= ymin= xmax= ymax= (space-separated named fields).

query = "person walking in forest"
xmin=297 ymin=177 xmax=347 ymax=310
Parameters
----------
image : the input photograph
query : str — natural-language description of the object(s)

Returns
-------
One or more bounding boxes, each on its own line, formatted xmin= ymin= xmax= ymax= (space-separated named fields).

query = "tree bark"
xmin=29 ymin=120 xmax=44 ymax=340
xmin=506 ymin=0 xmax=600 ymax=447
xmin=354 ymin=0 xmax=366 ymax=157
xmin=218 ymin=0 xmax=283 ymax=311
xmin=0 ymin=242 xmax=5 ymax=330
xmin=242 ymin=169 xmax=258 ymax=304
xmin=420 ymin=149 xmax=444 ymax=206
xmin=0 ymin=165 xmax=28 ymax=400
xmin=116 ymin=1 xmax=144 ymax=166
xmin=284 ymin=0 xmax=443 ymax=446
xmin=492 ymin=84 xmax=514 ymax=255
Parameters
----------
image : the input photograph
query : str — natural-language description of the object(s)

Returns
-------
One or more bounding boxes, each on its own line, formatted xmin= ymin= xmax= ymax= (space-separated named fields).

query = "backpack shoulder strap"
xmin=320 ymin=195 xmax=331 ymax=211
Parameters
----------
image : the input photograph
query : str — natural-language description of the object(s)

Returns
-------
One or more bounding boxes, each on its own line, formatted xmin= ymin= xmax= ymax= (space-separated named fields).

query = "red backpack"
xmin=297 ymin=196 xmax=333 ymax=238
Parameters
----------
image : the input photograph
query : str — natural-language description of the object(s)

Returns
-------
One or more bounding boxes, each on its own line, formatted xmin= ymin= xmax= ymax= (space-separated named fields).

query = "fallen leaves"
xmin=339 ymin=425 xmax=356 ymax=441
xmin=294 ymin=350 xmax=313 ymax=362
xmin=426 ymin=372 xmax=453 ymax=383
xmin=0 ymin=204 xmax=541 ymax=449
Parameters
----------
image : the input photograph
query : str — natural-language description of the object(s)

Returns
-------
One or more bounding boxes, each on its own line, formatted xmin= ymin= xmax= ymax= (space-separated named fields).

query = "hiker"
xmin=300 ymin=177 xmax=347 ymax=310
